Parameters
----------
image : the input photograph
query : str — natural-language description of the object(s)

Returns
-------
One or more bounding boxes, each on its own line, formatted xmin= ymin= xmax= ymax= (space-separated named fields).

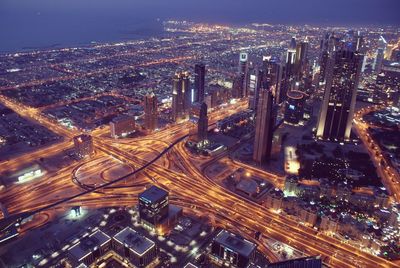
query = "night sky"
xmin=1 ymin=0 xmax=399 ymax=52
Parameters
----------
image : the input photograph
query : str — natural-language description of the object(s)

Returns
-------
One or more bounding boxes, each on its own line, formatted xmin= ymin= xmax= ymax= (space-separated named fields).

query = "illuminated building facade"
xmin=316 ymin=50 xmax=363 ymax=141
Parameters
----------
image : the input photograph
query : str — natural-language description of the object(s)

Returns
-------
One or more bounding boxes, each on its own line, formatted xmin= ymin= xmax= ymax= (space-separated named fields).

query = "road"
xmin=0 ymin=91 xmax=397 ymax=268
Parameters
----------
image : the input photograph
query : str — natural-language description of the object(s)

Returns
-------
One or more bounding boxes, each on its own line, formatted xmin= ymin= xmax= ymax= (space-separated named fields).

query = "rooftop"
xmin=113 ymin=227 xmax=155 ymax=256
xmin=214 ymin=230 xmax=256 ymax=257
xmin=139 ymin=185 xmax=168 ymax=204
xmin=69 ymin=230 xmax=111 ymax=262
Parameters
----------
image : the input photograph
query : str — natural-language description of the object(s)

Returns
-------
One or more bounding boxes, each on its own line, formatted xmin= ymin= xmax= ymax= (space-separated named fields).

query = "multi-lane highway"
xmin=0 ymin=89 xmax=398 ymax=268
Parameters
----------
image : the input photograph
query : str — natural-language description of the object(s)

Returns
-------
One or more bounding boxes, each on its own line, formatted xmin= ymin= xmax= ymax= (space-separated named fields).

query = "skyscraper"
xmin=253 ymin=86 xmax=275 ymax=164
xmin=194 ymin=63 xmax=206 ymax=103
xmin=197 ymin=102 xmax=208 ymax=143
xmin=316 ymin=50 xmax=363 ymax=141
xmin=248 ymin=68 xmax=263 ymax=111
xmin=172 ymin=71 xmax=191 ymax=122
xmin=295 ymin=39 xmax=309 ymax=78
xmin=144 ymin=92 xmax=158 ymax=131
xmin=238 ymin=52 xmax=249 ymax=97
xmin=279 ymin=46 xmax=296 ymax=104
xmin=374 ymin=36 xmax=387 ymax=74
xmin=319 ymin=33 xmax=337 ymax=84
xmin=263 ymin=56 xmax=282 ymax=103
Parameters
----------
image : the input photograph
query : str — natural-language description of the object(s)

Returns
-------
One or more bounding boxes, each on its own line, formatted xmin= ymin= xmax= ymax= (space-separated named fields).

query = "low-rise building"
xmin=68 ymin=230 xmax=111 ymax=267
xmin=210 ymin=230 xmax=257 ymax=268
xmin=113 ymin=227 xmax=157 ymax=267
xmin=110 ymin=115 xmax=135 ymax=138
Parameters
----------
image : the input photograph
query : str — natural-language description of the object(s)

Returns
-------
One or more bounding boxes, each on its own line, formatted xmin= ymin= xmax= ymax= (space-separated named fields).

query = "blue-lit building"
xmin=138 ymin=186 xmax=169 ymax=227
xmin=284 ymin=90 xmax=305 ymax=125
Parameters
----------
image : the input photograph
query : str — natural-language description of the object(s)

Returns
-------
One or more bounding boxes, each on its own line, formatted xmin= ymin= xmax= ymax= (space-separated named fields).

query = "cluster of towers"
xmin=171 ymin=63 xmax=209 ymax=145
xmin=248 ymin=32 xmax=366 ymax=164
xmin=316 ymin=31 xmax=364 ymax=141
xmin=145 ymin=31 xmax=367 ymax=161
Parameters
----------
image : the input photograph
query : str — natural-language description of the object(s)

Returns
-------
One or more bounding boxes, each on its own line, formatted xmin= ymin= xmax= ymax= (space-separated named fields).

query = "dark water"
xmin=1 ymin=0 xmax=399 ymax=53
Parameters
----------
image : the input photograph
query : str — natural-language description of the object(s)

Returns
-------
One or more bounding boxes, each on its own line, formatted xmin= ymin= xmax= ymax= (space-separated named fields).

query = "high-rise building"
xmin=144 ymin=92 xmax=158 ymax=131
xmin=210 ymin=230 xmax=257 ymax=268
xmin=73 ymin=134 xmax=94 ymax=158
xmin=172 ymin=71 xmax=191 ymax=122
xmin=110 ymin=115 xmax=135 ymax=138
xmin=263 ymin=56 xmax=283 ymax=103
xmin=139 ymin=186 xmax=169 ymax=227
xmin=295 ymin=39 xmax=309 ymax=78
xmin=248 ymin=68 xmax=263 ymax=110
xmin=374 ymin=36 xmax=387 ymax=74
xmin=319 ymin=33 xmax=337 ymax=84
xmin=238 ymin=52 xmax=249 ymax=97
xmin=197 ymin=102 xmax=208 ymax=143
xmin=194 ymin=63 xmax=206 ymax=103
xmin=316 ymin=50 xmax=363 ymax=141
xmin=279 ymin=40 xmax=297 ymax=104
xmin=253 ymin=87 xmax=275 ymax=164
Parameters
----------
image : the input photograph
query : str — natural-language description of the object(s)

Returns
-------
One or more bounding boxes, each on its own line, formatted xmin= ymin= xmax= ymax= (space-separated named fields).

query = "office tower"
xmin=194 ymin=63 xmax=206 ymax=103
xmin=110 ymin=115 xmax=135 ymax=138
xmin=319 ymin=33 xmax=337 ymax=84
xmin=353 ymin=31 xmax=364 ymax=52
xmin=374 ymin=36 xmax=387 ymax=74
xmin=139 ymin=186 xmax=169 ymax=227
xmin=197 ymin=102 xmax=208 ymax=142
xmin=263 ymin=56 xmax=283 ymax=103
xmin=284 ymin=90 xmax=305 ymax=125
xmin=278 ymin=38 xmax=298 ymax=104
xmin=238 ymin=52 xmax=249 ymax=97
xmin=73 ymin=134 xmax=94 ymax=158
xmin=248 ymin=68 xmax=263 ymax=110
xmin=144 ymin=92 xmax=158 ymax=131
xmin=253 ymin=86 xmax=275 ymax=164
xmin=316 ymin=50 xmax=363 ymax=141
xmin=172 ymin=71 xmax=191 ymax=122
xmin=211 ymin=230 xmax=257 ymax=268
xmin=295 ymin=39 xmax=309 ymax=78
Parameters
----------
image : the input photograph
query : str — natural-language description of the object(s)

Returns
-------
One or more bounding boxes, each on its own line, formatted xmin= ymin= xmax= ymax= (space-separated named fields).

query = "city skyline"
xmin=0 ymin=3 xmax=399 ymax=268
